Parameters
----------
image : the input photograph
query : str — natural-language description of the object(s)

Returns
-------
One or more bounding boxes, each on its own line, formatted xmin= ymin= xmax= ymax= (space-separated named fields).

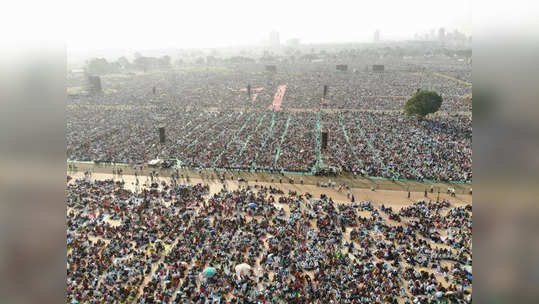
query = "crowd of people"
xmin=67 ymin=51 xmax=472 ymax=303
xmin=67 ymin=174 xmax=472 ymax=303
xmin=323 ymin=111 xmax=472 ymax=181
xmin=67 ymin=107 xmax=471 ymax=182
xmin=69 ymin=58 xmax=471 ymax=111
xmin=67 ymin=57 xmax=472 ymax=182
xmin=280 ymin=68 xmax=471 ymax=112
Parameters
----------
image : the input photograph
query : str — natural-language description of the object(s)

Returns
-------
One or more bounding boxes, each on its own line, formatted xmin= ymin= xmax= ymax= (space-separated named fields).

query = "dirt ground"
xmin=68 ymin=170 xmax=471 ymax=207
xmin=67 ymin=162 xmax=473 ymax=197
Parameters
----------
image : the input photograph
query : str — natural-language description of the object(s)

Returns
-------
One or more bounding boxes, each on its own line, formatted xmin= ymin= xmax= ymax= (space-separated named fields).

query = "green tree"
xmin=86 ymin=58 xmax=115 ymax=74
xmin=117 ymin=56 xmax=130 ymax=70
xmin=404 ymin=90 xmax=443 ymax=117
xmin=158 ymin=55 xmax=171 ymax=69
xmin=195 ymin=57 xmax=205 ymax=65
xmin=175 ymin=58 xmax=184 ymax=66
xmin=134 ymin=56 xmax=153 ymax=72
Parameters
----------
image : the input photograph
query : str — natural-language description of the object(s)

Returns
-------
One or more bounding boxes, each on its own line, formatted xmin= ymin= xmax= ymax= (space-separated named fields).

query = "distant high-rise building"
xmin=438 ymin=27 xmax=446 ymax=42
xmin=286 ymin=38 xmax=300 ymax=47
xmin=374 ymin=29 xmax=380 ymax=43
xmin=453 ymin=29 xmax=466 ymax=42
xmin=269 ymin=31 xmax=280 ymax=47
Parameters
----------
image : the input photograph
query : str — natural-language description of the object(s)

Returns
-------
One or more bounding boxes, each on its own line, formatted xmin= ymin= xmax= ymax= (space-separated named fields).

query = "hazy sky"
xmin=61 ymin=0 xmax=471 ymax=51
xmin=2 ymin=0 xmax=471 ymax=53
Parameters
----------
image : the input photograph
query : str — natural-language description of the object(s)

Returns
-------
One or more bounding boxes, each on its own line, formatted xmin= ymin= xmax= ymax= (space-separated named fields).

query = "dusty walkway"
xmin=68 ymin=162 xmax=473 ymax=196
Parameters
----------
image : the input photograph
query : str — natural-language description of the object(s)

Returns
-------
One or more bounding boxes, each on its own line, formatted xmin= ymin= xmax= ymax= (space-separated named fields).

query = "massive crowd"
xmin=324 ymin=112 xmax=472 ymax=181
xmin=67 ymin=52 xmax=472 ymax=304
xmin=280 ymin=69 xmax=471 ymax=112
xmin=67 ymin=57 xmax=472 ymax=182
xmin=67 ymin=107 xmax=471 ymax=182
xmin=67 ymin=175 xmax=472 ymax=303
xmin=69 ymin=59 xmax=471 ymax=112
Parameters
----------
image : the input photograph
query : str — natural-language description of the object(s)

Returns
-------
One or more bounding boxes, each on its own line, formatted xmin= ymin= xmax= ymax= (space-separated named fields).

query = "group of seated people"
xmin=67 ymin=106 xmax=471 ymax=182
xmin=67 ymin=59 xmax=472 ymax=182
xmin=69 ymin=58 xmax=471 ymax=112
xmin=67 ymin=174 xmax=472 ymax=303
xmin=322 ymin=111 xmax=472 ymax=181
xmin=281 ymin=66 xmax=471 ymax=112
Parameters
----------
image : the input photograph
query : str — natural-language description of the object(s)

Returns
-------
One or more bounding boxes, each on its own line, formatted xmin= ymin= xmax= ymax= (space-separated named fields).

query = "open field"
xmin=67 ymin=171 xmax=471 ymax=303
xmin=68 ymin=56 xmax=472 ymax=303
xmin=68 ymin=161 xmax=472 ymax=196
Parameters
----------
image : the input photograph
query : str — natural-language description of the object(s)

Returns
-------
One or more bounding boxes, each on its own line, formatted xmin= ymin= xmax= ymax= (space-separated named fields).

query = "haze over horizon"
xmin=62 ymin=0 xmax=471 ymax=56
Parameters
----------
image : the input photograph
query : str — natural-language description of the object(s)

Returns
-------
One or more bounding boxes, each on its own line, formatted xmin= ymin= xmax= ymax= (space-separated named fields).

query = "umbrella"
xmin=203 ymin=267 xmax=216 ymax=276
xmin=235 ymin=263 xmax=252 ymax=276
xmin=248 ymin=203 xmax=257 ymax=208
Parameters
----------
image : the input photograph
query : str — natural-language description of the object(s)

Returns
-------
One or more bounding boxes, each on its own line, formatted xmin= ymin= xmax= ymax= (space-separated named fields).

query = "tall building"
xmin=430 ymin=29 xmax=436 ymax=41
xmin=269 ymin=31 xmax=280 ymax=47
xmin=286 ymin=38 xmax=300 ymax=47
xmin=438 ymin=27 xmax=446 ymax=42
xmin=374 ymin=29 xmax=380 ymax=43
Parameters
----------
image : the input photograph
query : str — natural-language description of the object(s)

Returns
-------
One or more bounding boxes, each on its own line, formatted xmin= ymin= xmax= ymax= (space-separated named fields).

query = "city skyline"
xmin=60 ymin=0 xmax=471 ymax=54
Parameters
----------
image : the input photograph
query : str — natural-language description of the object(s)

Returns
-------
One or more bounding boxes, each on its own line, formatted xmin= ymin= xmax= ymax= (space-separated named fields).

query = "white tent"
xmin=235 ymin=263 xmax=252 ymax=277
xmin=148 ymin=159 xmax=163 ymax=166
